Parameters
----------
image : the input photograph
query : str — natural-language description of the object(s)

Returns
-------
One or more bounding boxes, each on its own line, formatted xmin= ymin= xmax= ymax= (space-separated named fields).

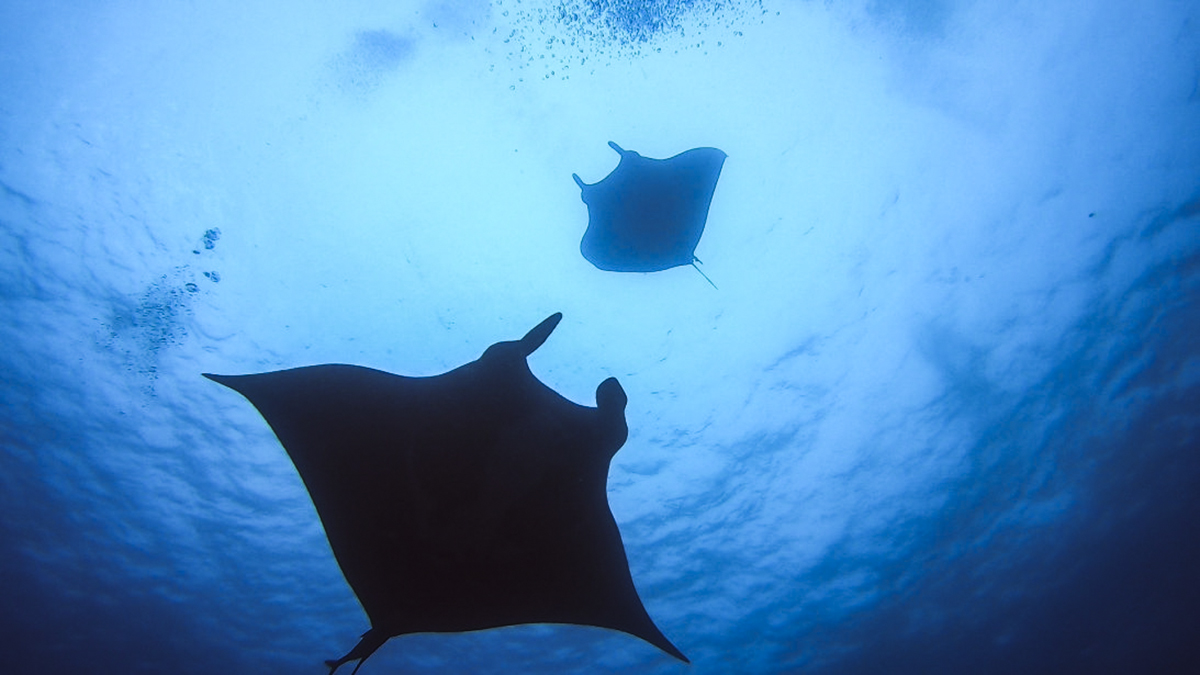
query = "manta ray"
xmin=573 ymin=141 xmax=726 ymax=287
xmin=204 ymin=313 xmax=687 ymax=673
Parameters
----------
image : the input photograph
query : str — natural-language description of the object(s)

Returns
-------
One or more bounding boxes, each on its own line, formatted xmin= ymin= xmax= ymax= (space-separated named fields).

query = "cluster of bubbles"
xmin=101 ymin=228 xmax=222 ymax=383
xmin=135 ymin=271 xmax=195 ymax=352
xmin=486 ymin=0 xmax=768 ymax=83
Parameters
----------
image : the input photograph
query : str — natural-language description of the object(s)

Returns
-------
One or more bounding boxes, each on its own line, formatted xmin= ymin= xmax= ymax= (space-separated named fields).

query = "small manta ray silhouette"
xmin=573 ymin=141 xmax=726 ymax=288
xmin=204 ymin=313 xmax=687 ymax=673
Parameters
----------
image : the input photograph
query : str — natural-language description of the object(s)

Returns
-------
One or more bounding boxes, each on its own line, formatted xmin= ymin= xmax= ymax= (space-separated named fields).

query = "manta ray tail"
xmin=325 ymin=629 xmax=387 ymax=675
xmin=691 ymin=258 xmax=718 ymax=290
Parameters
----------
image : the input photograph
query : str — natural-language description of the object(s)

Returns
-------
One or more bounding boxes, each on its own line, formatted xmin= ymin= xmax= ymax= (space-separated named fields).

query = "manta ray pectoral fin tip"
xmin=203 ymin=373 xmax=242 ymax=388
xmin=656 ymin=635 xmax=690 ymax=663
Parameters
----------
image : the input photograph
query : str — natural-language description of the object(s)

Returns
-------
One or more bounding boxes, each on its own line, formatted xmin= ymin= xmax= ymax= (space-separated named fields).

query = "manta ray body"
xmin=205 ymin=313 xmax=687 ymax=673
xmin=573 ymin=141 xmax=726 ymax=285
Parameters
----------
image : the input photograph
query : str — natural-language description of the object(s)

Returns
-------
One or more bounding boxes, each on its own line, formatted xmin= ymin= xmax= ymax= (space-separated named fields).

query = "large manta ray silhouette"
xmin=573 ymin=141 xmax=726 ymax=287
xmin=204 ymin=313 xmax=687 ymax=673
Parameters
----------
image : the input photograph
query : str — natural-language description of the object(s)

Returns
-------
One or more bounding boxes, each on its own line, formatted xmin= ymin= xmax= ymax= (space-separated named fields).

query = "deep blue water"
xmin=2 ymin=1 xmax=1198 ymax=673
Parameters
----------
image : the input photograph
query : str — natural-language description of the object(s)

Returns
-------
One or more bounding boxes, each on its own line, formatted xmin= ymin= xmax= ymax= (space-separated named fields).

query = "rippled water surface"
xmin=2 ymin=1 xmax=1197 ymax=673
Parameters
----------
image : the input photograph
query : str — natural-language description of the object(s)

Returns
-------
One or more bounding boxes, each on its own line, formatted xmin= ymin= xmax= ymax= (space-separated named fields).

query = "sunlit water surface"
xmin=2 ymin=1 xmax=1197 ymax=673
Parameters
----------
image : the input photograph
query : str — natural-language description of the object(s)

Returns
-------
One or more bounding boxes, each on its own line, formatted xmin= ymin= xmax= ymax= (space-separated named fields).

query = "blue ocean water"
xmin=1 ymin=0 xmax=1197 ymax=673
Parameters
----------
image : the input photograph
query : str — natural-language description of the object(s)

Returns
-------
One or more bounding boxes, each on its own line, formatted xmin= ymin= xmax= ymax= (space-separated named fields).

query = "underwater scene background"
xmin=1 ymin=0 xmax=1197 ymax=673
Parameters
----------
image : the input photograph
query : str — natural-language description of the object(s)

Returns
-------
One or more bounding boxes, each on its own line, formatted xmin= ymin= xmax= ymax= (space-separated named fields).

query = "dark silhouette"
xmin=204 ymin=313 xmax=687 ymax=673
xmin=574 ymin=142 xmax=726 ymax=286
